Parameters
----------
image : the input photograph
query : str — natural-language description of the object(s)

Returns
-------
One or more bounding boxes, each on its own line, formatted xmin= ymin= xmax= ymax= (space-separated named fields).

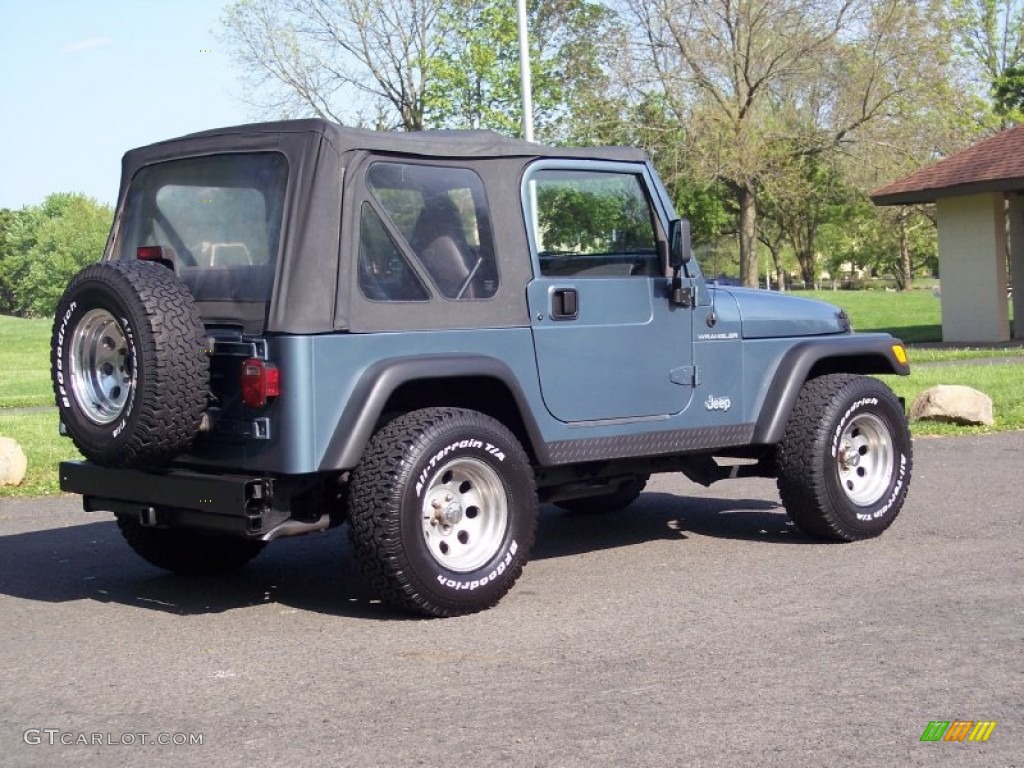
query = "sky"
xmin=0 ymin=0 xmax=253 ymax=210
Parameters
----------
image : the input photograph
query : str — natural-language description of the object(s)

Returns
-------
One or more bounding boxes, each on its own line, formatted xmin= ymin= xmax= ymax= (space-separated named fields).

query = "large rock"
xmin=0 ymin=436 xmax=28 ymax=486
xmin=909 ymin=385 xmax=994 ymax=427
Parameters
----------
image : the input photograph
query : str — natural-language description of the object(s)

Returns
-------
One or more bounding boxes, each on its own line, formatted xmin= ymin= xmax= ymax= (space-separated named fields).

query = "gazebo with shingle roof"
xmin=871 ymin=124 xmax=1024 ymax=343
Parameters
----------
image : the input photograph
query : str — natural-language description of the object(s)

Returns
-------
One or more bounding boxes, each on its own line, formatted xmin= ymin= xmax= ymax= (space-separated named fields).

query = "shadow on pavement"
xmin=534 ymin=492 xmax=807 ymax=560
xmin=0 ymin=519 xmax=404 ymax=620
xmin=0 ymin=492 xmax=809 ymax=619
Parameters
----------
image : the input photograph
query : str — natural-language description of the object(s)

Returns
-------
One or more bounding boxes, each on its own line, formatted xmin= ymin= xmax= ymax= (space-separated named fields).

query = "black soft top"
xmin=134 ymin=118 xmax=648 ymax=163
xmin=111 ymin=120 xmax=652 ymax=334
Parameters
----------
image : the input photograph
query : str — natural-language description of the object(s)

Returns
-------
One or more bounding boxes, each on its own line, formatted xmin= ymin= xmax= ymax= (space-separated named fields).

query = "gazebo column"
xmin=1009 ymin=193 xmax=1024 ymax=339
xmin=936 ymin=193 xmax=1010 ymax=343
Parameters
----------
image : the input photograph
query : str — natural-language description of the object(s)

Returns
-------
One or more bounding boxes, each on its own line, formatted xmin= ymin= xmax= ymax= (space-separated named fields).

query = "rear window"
xmin=115 ymin=153 xmax=289 ymax=304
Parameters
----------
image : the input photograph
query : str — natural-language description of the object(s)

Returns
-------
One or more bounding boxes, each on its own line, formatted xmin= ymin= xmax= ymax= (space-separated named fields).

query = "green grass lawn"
xmin=0 ymin=315 xmax=55 ymax=408
xmin=790 ymin=288 xmax=943 ymax=343
xmin=0 ymin=315 xmax=80 ymax=497
xmin=790 ymin=287 xmax=1016 ymax=345
xmin=0 ymin=409 xmax=81 ymax=497
xmin=884 ymin=364 xmax=1024 ymax=436
xmin=908 ymin=347 xmax=1024 ymax=363
xmin=1 ymin=295 xmax=1022 ymax=498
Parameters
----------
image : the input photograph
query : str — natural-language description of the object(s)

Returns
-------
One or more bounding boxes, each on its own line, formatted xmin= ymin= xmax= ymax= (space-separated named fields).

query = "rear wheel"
xmin=347 ymin=407 xmax=538 ymax=617
xmin=116 ymin=517 xmax=264 ymax=576
xmin=776 ymin=374 xmax=912 ymax=541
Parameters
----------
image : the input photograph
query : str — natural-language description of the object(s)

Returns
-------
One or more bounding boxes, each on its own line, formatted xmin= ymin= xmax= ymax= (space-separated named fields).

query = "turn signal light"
xmin=240 ymin=358 xmax=280 ymax=409
xmin=892 ymin=344 xmax=908 ymax=365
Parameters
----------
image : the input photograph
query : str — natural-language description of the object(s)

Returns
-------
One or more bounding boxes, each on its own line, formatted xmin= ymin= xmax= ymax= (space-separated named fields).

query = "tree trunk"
xmin=797 ymin=249 xmax=815 ymax=287
xmin=738 ymin=185 xmax=759 ymax=287
xmin=765 ymin=243 xmax=786 ymax=292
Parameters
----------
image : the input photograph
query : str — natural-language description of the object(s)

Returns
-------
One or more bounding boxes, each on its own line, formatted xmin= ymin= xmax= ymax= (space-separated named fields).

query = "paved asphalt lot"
xmin=0 ymin=432 xmax=1020 ymax=768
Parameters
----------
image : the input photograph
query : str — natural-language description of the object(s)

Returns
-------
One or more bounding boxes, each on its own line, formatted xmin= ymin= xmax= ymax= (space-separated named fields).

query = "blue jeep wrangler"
xmin=52 ymin=119 xmax=912 ymax=616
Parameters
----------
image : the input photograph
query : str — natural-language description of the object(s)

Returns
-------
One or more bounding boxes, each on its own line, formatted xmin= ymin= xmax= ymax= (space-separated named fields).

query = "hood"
xmin=717 ymin=287 xmax=851 ymax=339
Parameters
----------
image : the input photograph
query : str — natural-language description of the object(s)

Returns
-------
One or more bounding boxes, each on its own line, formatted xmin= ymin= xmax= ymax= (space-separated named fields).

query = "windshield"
xmin=115 ymin=153 xmax=289 ymax=310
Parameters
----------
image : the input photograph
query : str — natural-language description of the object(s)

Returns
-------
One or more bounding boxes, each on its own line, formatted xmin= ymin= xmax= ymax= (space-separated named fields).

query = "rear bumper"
xmin=59 ymin=461 xmax=287 ymax=538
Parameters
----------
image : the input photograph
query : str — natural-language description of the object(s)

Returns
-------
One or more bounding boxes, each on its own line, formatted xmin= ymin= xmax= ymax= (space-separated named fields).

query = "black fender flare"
xmin=320 ymin=355 xmax=548 ymax=470
xmin=751 ymin=335 xmax=910 ymax=445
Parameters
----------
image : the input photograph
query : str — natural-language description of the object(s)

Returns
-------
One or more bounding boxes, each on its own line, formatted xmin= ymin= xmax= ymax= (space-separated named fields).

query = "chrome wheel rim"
xmin=420 ymin=457 xmax=508 ymax=573
xmin=835 ymin=413 xmax=894 ymax=506
xmin=70 ymin=309 xmax=133 ymax=425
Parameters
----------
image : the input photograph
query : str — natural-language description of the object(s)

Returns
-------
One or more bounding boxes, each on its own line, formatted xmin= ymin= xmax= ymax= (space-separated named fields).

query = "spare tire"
xmin=51 ymin=259 xmax=209 ymax=467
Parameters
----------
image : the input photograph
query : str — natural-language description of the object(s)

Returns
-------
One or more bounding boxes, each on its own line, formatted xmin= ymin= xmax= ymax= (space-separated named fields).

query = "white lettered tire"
xmin=50 ymin=260 xmax=208 ymax=467
xmin=776 ymin=374 xmax=912 ymax=541
xmin=347 ymin=407 xmax=538 ymax=617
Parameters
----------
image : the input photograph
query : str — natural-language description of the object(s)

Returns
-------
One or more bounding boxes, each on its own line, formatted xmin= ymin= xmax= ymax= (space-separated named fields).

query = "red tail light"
xmin=137 ymin=246 xmax=162 ymax=260
xmin=240 ymin=358 xmax=280 ymax=409
xmin=137 ymin=245 xmax=177 ymax=270
xmin=137 ymin=245 xmax=173 ymax=260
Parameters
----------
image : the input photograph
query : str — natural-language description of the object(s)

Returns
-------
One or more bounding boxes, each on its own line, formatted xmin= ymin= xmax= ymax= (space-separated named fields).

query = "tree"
xmin=424 ymin=2 xmax=521 ymax=134
xmin=755 ymin=211 xmax=791 ymax=291
xmin=817 ymin=200 xmax=936 ymax=290
xmin=994 ymin=63 xmax=1024 ymax=117
xmin=222 ymin=0 xmax=618 ymax=138
xmin=759 ymin=153 xmax=855 ymax=288
xmin=424 ymin=0 xmax=616 ymax=140
xmin=949 ymin=0 xmax=1024 ymax=124
xmin=0 ymin=194 xmax=112 ymax=317
xmin=623 ymin=0 xmax=952 ymax=287
xmin=582 ymin=93 xmax=735 ymax=245
xmin=221 ymin=0 xmax=450 ymax=130
xmin=0 ymin=208 xmax=21 ymax=313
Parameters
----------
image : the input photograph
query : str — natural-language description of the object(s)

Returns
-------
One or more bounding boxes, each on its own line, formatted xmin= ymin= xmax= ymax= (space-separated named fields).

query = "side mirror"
xmin=669 ymin=219 xmax=692 ymax=269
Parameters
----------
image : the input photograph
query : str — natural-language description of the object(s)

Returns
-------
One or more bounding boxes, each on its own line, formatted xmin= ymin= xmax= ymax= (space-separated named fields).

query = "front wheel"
xmin=776 ymin=374 xmax=912 ymax=541
xmin=347 ymin=408 xmax=538 ymax=617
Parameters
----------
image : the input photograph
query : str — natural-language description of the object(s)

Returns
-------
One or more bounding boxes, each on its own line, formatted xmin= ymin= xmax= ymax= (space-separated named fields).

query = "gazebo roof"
xmin=871 ymin=123 xmax=1024 ymax=206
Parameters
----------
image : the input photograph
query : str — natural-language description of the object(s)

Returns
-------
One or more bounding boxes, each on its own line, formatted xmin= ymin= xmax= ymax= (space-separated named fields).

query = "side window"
xmin=357 ymin=204 xmax=429 ymax=302
xmin=530 ymin=169 xmax=660 ymax=278
xmin=366 ymin=162 xmax=498 ymax=300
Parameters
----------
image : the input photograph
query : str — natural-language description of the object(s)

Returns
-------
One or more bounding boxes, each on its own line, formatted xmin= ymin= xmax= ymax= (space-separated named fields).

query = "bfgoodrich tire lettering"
xmin=51 ymin=260 xmax=209 ymax=467
xmin=776 ymin=374 xmax=912 ymax=541
xmin=347 ymin=407 xmax=538 ymax=617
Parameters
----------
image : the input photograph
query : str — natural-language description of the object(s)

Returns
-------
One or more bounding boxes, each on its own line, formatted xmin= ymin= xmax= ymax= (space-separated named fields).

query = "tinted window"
xmin=366 ymin=162 xmax=498 ymax=300
xmin=358 ymin=204 xmax=429 ymax=302
xmin=530 ymin=170 xmax=659 ymax=278
xmin=116 ymin=153 xmax=288 ymax=302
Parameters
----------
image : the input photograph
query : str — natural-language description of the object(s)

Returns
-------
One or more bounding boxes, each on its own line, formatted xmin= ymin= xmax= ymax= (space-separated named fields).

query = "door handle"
xmin=551 ymin=288 xmax=578 ymax=320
